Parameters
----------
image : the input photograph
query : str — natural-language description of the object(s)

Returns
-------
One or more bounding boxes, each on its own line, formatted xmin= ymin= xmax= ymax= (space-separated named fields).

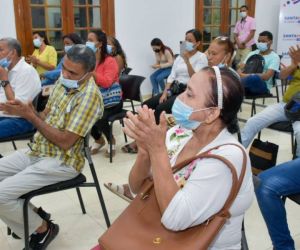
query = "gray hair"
xmin=66 ymin=44 xmax=96 ymax=72
xmin=0 ymin=38 xmax=22 ymax=57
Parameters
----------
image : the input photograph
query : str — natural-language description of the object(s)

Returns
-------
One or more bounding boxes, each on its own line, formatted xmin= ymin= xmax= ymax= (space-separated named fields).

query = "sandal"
xmin=104 ymin=183 xmax=134 ymax=202
xmin=121 ymin=144 xmax=138 ymax=154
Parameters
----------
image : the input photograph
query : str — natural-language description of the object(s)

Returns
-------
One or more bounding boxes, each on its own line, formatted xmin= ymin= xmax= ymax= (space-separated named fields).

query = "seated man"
xmin=256 ymin=157 xmax=300 ymax=249
xmin=238 ymin=31 xmax=280 ymax=95
xmin=0 ymin=45 xmax=103 ymax=249
xmin=0 ymin=38 xmax=41 ymax=138
xmin=241 ymin=44 xmax=300 ymax=156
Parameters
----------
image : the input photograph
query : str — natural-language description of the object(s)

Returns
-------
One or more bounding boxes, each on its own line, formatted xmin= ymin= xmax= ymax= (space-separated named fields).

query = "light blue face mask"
xmin=106 ymin=45 xmax=113 ymax=54
xmin=172 ymin=98 xmax=212 ymax=130
xmin=86 ymin=41 xmax=97 ymax=52
xmin=64 ymin=45 xmax=73 ymax=53
xmin=257 ymin=42 xmax=268 ymax=52
xmin=185 ymin=41 xmax=195 ymax=52
xmin=60 ymin=72 xmax=88 ymax=89
xmin=0 ymin=57 xmax=11 ymax=68
xmin=33 ymin=38 xmax=42 ymax=48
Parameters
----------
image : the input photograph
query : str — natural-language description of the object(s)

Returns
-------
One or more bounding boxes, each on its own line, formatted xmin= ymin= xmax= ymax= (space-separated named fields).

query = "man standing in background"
xmin=234 ymin=5 xmax=256 ymax=66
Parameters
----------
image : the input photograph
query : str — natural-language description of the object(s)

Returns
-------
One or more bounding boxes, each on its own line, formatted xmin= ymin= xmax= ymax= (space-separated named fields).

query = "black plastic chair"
xmin=122 ymin=67 xmax=132 ymax=75
xmin=243 ymin=74 xmax=280 ymax=117
xmin=107 ymin=74 xmax=145 ymax=162
xmin=21 ymin=135 xmax=110 ymax=250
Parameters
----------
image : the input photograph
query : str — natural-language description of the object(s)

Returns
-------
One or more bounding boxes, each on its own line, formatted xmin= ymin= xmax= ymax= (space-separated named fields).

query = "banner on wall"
xmin=277 ymin=0 xmax=300 ymax=66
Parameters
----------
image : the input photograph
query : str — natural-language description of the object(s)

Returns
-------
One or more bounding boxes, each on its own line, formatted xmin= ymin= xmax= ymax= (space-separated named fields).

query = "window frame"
xmin=195 ymin=0 xmax=256 ymax=51
xmin=13 ymin=0 xmax=115 ymax=56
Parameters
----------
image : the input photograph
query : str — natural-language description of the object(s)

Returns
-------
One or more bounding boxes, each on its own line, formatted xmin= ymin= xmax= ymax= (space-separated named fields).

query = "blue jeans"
xmin=255 ymin=158 xmax=300 ymax=250
xmin=242 ymin=74 xmax=269 ymax=95
xmin=0 ymin=117 xmax=34 ymax=139
xmin=150 ymin=67 xmax=172 ymax=95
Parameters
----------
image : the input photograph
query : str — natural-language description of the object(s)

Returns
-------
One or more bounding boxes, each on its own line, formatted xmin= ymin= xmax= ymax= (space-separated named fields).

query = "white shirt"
xmin=167 ymin=51 xmax=208 ymax=84
xmin=0 ymin=57 xmax=41 ymax=117
xmin=161 ymin=126 xmax=254 ymax=250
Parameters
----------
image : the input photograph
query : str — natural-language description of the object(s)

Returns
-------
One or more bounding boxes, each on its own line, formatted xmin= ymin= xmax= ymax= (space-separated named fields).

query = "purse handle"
xmin=140 ymin=143 xmax=247 ymax=218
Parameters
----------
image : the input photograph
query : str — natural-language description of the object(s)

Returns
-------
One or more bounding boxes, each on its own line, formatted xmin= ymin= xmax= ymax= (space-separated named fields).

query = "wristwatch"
xmin=0 ymin=80 xmax=10 ymax=88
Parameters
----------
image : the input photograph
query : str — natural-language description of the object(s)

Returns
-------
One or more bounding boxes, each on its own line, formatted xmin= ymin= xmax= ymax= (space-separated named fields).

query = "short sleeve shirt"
xmin=234 ymin=16 xmax=256 ymax=48
xmin=29 ymin=77 xmax=103 ymax=171
xmin=32 ymin=45 xmax=57 ymax=75
xmin=244 ymin=50 xmax=280 ymax=89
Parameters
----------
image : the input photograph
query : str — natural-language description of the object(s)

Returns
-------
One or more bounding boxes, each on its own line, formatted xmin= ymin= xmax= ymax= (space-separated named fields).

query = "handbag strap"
xmin=140 ymin=143 xmax=247 ymax=217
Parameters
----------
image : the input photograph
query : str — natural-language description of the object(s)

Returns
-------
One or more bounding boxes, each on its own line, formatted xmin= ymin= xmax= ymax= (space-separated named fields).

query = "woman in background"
xmin=28 ymin=31 xmax=57 ymax=76
xmin=150 ymin=38 xmax=174 ymax=95
xmin=107 ymin=36 xmax=128 ymax=75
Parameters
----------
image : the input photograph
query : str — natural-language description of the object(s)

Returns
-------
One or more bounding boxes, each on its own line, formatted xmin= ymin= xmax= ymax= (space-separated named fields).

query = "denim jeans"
xmin=241 ymin=74 xmax=269 ymax=95
xmin=241 ymin=102 xmax=300 ymax=156
xmin=256 ymin=158 xmax=300 ymax=250
xmin=150 ymin=67 xmax=172 ymax=95
xmin=0 ymin=117 xmax=35 ymax=139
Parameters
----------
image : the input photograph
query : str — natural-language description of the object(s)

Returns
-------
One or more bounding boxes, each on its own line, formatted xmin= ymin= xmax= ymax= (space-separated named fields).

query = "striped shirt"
xmin=29 ymin=77 xmax=103 ymax=172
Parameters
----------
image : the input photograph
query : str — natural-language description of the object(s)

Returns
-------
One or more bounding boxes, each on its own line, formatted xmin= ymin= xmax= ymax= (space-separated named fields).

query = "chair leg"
xmin=84 ymin=143 xmax=111 ymax=227
xmin=12 ymin=141 xmax=17 ymax=150
xmin=257 ymin=131 xmax=261 ymax=140
xmin=109 ymin=123 xmax=113 ymax=163
xmin=7 ymin=227 xmax=11 ymax=235
xmin=23 ymin=198 xmax=30 ymax=250
xmin=241 ymin=220 xmax=249 ymax=250
xmin=76 ymin=187 xmax=86 ymax=214
xmin=89 ymin=163 xmax=111 ymax=227
xmin=120 ymin=119 xmax=128 ymax=143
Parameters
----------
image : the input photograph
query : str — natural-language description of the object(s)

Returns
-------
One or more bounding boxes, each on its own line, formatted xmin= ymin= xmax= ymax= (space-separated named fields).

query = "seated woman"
xmin=107 ymin=36 xmax=235 ymax=202
xmin=121 ymin=28 xmax=208 ymax=154
xmin=256 ymin=158 xmax=300 ymax=250
xmin=150 ymin=38 xmax=174 ymax=95
xmin=107 ymin=36 xmax=127 ymax=75
xmin=88 ymin=31 xmax=122 ymax=157
xmin=41 ymin=33 xmax=83 ymax=86
xmin=28 ymin=31 xmax=57 ymax=76
xmin=118 ymin=66 xmax=254 ymax=249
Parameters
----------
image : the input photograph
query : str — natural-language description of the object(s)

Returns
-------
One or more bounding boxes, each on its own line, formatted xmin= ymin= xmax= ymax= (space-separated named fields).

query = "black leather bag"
xmin=249 ymin=139 xmax=279 ymax=175
xmin=169 ymin=81 xmax=187 ymax=96
xmin=243 ymin=54 xmax=265 ymax=74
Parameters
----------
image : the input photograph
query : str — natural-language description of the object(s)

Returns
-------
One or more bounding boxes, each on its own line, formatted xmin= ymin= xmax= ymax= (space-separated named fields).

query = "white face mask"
xmin=240 ymin=11 xmax=247 ymax=18
xmin=33 ymin=38 xmax=42 ymax=48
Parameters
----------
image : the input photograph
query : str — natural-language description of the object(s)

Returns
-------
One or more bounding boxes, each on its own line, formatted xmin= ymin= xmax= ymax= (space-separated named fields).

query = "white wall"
xmin=115 ymin=0 xmax=195 ymax=96
xmin=254 ymin=0 xmax=280 ymax=50
xmin=0 ymin=1 xmax=17 ymax=38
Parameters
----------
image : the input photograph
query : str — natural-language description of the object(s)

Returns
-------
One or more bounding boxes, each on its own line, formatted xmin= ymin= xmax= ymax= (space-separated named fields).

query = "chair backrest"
xmin=122 ymin=67 xmax=132 ymax=75
xmin=119 ymin=74 xmax=145 ymax=102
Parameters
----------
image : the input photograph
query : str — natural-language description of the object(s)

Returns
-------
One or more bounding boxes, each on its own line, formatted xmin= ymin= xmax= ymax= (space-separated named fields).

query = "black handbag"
xmin=243 ymin=54 xmax=265 ymax=74
xmin=249 ymin=139 xmax=279 ymax=175
xmin=169 ymin=81 xmax=187 ymax=96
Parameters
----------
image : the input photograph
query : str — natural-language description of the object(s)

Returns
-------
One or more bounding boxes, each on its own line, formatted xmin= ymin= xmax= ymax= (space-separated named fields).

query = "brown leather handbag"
xmin=99 ymin=144 xmax=247 ymax=250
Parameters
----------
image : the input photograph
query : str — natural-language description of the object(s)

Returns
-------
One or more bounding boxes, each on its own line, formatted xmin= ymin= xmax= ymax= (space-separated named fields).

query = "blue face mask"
xmin=257 ymin=42 xmax=268 ymax=52
xmin=86 ymin=41 xmax=97 ymax=52
xmin=107 ymin=45 xmax=113 ymax=54
xmin=0 ymin=57 xmax=11 ymax=68
xmin=64 ymin=45 xmax=73 ymax=53
xmin=185 ymin=41 xmax=195 ymax=52
xmin=60 ymin=72 xmax=88 ymax=89
xmin=33 ymin=38 xmax=42 ymax=48
xmin=172 ymin=98 xmax=211 ymax=130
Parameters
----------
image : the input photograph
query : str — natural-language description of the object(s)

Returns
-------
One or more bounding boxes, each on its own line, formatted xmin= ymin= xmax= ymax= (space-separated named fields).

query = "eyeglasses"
xmin=215 ymin=36 xmax=230 ymax=41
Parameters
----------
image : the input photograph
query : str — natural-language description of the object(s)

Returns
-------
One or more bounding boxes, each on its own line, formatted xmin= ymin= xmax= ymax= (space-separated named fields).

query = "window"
xmin=195 ymin=0 xmax=256 ymax=51
xmin=13 ymin=0 xmax=115 ymax=56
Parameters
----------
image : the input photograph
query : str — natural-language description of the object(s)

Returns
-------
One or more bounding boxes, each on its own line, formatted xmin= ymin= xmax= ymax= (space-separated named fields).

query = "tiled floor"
xmin=1 ymin=96 xmax=300 ymax=250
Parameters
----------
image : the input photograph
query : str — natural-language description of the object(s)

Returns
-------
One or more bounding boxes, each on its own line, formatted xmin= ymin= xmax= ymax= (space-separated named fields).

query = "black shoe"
xmin=11 ymin=232 xmax=21 ymax=239
xmin=36 ymin=207 xmax=51 ymax=221
xmin=29 ymin=221 xmax=59 ymax=250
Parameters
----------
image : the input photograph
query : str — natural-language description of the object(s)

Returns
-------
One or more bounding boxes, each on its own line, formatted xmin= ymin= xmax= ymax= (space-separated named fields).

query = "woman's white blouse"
xmin=167 ymin=51 xmax=208 ymax=84
xmin=161 ymin=125 xmax=254 ymax=250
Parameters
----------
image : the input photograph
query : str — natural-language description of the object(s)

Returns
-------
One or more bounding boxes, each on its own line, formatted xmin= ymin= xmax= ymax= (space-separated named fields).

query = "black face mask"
xmin=153 ymin=49 xmax=160 ymax=53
